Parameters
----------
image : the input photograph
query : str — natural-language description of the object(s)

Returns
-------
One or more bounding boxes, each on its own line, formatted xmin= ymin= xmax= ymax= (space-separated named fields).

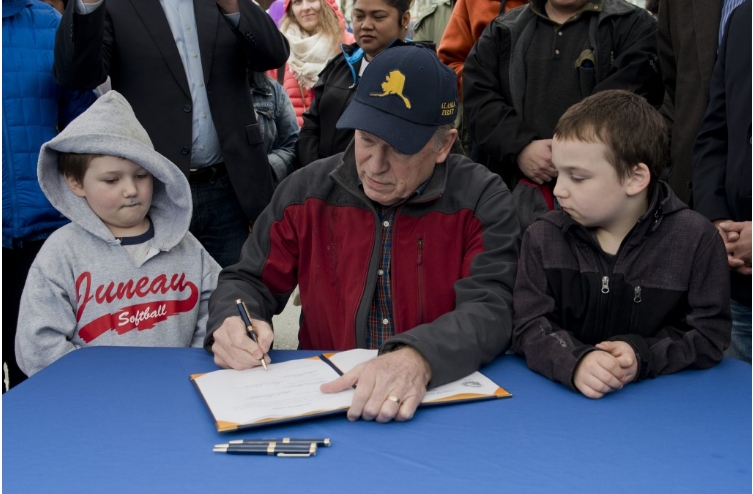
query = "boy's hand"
xmin=211 ymin=316 xmax=273 ymax=370
xmin=596 ymin=341 xmax=638 ymax=384
xmin=573 ymin=350 xmax=626 ymax=399
xmin=517 ymin=139 xmax=557 ymax=185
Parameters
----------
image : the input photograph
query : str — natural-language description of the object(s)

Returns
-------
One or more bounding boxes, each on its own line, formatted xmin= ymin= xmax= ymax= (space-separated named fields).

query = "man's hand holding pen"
xmin=211 ymin=315 xmax=273 ymax=371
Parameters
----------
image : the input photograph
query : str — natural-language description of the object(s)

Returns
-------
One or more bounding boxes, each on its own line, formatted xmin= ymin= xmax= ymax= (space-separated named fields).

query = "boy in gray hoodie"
xmin=15 ymin=91 xmax=221 ymax=377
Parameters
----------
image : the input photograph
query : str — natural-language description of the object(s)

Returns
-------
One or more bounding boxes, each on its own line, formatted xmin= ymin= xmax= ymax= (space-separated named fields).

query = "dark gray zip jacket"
xmin=512 ymin=182 xmax=731 ymax=391
xmin=463 ymin=0 xmax=663 ymax=185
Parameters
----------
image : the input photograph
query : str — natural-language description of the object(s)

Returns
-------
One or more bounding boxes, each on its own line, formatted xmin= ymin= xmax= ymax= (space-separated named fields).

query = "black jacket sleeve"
xmin=295 ymin=65 xmax=329 ymax=168
xmin=592 ymin=8 xmax=664 ymax=107
xmin=511 ymin=225 xmax=597 ymax=391
xmin=608 ymin=227 xmax=730 ymax=379
xmin=54 ymin=0 xmax=110 ymax=90
xmin=229 ymin=0 xmax=290 ymax=72
xmin=692 ymin=15 xmax=731 ymax=222
xmin=462 ymin=22 xmax=539 ymax=175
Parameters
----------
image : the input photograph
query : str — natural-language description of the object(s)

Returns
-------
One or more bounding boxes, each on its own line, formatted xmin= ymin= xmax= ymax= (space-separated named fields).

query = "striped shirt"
xmin=719 ymin=0 xmax=746 ymax=46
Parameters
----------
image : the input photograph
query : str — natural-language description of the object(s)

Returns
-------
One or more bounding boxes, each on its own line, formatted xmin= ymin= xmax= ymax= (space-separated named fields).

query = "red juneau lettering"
xmin=75 ymin=272 xmax=198 ymax=343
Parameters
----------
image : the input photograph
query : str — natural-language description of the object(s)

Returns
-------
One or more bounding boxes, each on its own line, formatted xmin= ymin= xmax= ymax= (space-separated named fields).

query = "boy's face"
xmin=551 ymin=137 xmax=631 ymax=231
xmin=66 ymin=156 xmax=153 ymax=237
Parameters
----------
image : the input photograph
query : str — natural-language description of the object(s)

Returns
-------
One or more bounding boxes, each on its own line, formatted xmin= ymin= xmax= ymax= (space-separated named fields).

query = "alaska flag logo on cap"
xmin=370 ymin=70 xmax=412 ymax=109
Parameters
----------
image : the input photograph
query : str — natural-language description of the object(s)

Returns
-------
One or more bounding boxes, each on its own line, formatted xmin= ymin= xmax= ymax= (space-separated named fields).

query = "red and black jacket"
xmin=207 ymin=144 xmax=520 ymax=387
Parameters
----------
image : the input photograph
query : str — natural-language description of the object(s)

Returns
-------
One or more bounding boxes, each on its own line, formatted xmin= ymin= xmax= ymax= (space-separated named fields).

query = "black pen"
xmin=235 ymin=299 xmax=268 ymax=371
xmin=213 ymin=443 xmax=317 ymax=457
xmin=224 ymin=438 xmax=331 ymax=447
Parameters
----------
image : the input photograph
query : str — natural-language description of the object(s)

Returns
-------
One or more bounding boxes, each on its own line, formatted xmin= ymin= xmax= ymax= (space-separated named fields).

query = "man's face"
xmin=66 ymin=156 xmax=153 ymax=237
xmin=354 ymin=130 xmax=441 ymax=206
xmin=552 ymin=137 xmax=631 ymax=230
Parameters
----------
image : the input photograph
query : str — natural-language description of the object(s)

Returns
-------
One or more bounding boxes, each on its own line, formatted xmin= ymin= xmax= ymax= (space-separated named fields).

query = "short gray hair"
xmin=432 ymin=124 xmax=455 ymax=152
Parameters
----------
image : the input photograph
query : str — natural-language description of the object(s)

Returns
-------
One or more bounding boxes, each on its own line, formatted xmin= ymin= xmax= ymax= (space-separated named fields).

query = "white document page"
xmin=194 ymin=358 xmax=353 ymax=425
xmin=326 ymin=348 xmax=377 ymax=374
xmin=327 ymin=349 xmax=502 ymax=403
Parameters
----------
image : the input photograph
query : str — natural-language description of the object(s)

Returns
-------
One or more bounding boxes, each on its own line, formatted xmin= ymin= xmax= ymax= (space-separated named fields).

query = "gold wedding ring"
xmin=386 ymin=395 xmax=400 ymax=405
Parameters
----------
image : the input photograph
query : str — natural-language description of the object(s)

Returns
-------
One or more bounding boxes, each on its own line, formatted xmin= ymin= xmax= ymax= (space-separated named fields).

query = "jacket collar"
xmin=547 ymin=181 xmax=686 ymax=246
xmin=340 ymin=38 xmax=412 ymax=85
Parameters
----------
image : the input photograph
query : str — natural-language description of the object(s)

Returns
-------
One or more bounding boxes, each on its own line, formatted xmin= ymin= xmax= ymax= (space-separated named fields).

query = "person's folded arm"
xmin=511 ymin=224 xmax=599 ymax=391
xmin=15 ymin=266 xmax=79 ymax=377
xmin=611 ymin=229 xmax=731 ymax=380
xmin=53 ymin=0 xmax=112 ymax=90
xmin=462 ymin=22 xmax=539 ymax=172
xmin=268 ymin=88 xmax=300 ymax=183
xmin=226 ymin=0 xmax=290 ymax=72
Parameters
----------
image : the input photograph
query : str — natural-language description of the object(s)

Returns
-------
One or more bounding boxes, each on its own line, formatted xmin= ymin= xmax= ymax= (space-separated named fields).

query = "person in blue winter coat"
xmin=2 ymin=0 xmax=97 ymax=391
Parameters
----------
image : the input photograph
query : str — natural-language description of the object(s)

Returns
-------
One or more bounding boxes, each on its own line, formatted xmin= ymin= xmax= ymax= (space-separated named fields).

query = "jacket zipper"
xmin=629 ymin=285 xmax=642 ymax=334
xmin=417 ymin=237 xmax=425 ymax=326
xmin=595 ymin=272 xmax=611 ymax=342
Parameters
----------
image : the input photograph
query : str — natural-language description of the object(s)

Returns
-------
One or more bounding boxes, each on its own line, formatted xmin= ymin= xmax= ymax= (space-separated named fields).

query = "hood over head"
xmin=37 ymin=90 xmax=192 ymax=250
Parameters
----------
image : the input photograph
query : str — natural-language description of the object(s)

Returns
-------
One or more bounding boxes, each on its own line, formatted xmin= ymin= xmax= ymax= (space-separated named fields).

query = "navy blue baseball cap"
xmin=336 ymin=44 xmax=458 ymax=155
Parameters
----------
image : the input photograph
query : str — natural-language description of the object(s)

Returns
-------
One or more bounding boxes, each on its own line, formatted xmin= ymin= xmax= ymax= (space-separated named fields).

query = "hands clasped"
xmin=321 ymin=347 xmax=432 ymax=423
xmin=714 ymin=220 xmax=752 ymax=275
xmin=573 ymin=341 xmax=638 ymax=399
xmin=517 ymin=139 xmax=556 ymax=185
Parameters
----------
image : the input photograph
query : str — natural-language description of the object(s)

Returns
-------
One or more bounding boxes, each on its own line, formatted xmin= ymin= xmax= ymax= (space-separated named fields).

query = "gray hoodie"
xmin=16 ymin=91 xmax=221 ymax=377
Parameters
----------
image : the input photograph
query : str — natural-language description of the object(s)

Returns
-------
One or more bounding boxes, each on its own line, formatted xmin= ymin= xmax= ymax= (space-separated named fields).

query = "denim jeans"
xmin=726 ymin=299 xmax=752 ymax=364
xmin=189 ymin=168 xmax=249 ymax=268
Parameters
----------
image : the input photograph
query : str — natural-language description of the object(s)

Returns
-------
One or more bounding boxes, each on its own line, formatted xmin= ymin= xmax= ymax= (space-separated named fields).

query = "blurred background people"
xmin=2 ymin=0 xmax=97 ymax=391
xmin=437 ymin=0 xmax=528 ymax=155
xmin=463 ymin=0 xmax=663 ymax=237
xmin=693 ymin=1 xmax=751 ymax=363
xmin=276 ymin=0 xmax=354 ymax=127
xmin=249 ymin=71 xmax=300 ymax=184
xmin=53 ymin=0 xmax=290 ymax=268
xmin=296 ymin=0 xmax=413 ymax=167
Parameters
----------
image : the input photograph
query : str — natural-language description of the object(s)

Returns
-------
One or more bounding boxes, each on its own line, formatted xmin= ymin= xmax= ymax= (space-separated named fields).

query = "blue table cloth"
xmin=3 ymin=347 xmax=750 ymax=493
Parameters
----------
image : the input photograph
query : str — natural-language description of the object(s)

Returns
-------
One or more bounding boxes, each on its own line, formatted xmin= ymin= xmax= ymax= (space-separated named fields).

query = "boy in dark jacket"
xmin=512 ymin=90 xmax=731 ymax=399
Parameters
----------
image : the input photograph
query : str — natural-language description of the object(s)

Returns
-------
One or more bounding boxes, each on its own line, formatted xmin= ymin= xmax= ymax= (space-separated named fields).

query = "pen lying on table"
xmin=213 ymin=442 xmax=318 ymax=457
xmin=213 ymin=438 xmax=330 ymax=457
xmin=225 ymin=438 xmax=331 ymax=447
xmin=235 ymin=299 xmax=268 ymax=371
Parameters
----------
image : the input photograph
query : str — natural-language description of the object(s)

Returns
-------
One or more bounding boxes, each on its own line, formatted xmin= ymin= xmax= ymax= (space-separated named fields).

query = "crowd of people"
xmin=3 ymin=0 xmax=749 ymax=424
